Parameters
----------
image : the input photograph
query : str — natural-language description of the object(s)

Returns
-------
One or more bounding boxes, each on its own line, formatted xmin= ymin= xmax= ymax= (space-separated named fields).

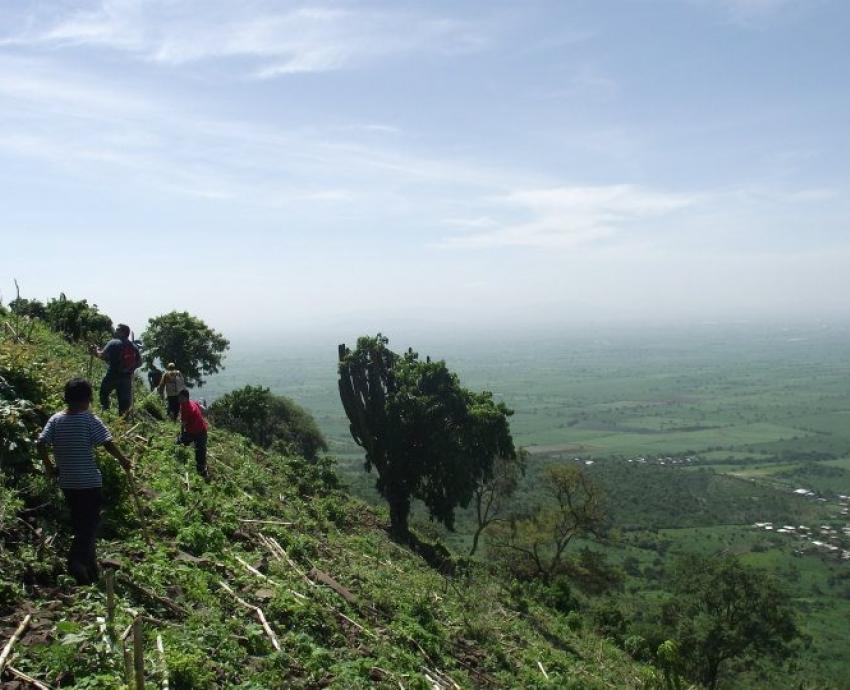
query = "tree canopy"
xmin=141 ymin=311 xmax=229 ymax=388
xmin=668 ymin=555 xmax=799 ymax=689
xmin=208 ymin=385 xmax=327 ymax=461
xmin=490 ymin=464 xmax=605 ymax=581
xmin=338 ymin=334 xmax=515 ymax=539
xmin=33 ymin=294 xmax=113 ymax=343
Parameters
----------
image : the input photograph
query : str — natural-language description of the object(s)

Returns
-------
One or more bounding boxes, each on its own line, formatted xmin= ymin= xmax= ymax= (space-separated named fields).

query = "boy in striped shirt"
xmin=37 ymin=378 xmax=132 ymax=585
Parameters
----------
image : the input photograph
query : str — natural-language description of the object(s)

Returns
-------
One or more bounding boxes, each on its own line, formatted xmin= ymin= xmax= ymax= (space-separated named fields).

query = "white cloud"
xmin=4 ymin=1 xmax=488 ymax=77
xmin=442 ymin=185 xmax=695 ymax=249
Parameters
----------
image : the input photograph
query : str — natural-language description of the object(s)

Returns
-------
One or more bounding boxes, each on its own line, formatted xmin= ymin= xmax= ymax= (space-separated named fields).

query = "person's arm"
xmin=103 ymin=440 xmax=132 ymax=472
xmin=157 ymin=372 xmax=168 ymax=394
xmin=90 ymin=341 xmax=110 ymax=361
xmin=36 ymin=440 xmax=57 ymax=478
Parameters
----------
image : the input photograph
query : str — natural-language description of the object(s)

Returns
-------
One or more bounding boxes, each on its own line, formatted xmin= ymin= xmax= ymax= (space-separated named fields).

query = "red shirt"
xmin=180 ymin=400 xmax=208 ymax=435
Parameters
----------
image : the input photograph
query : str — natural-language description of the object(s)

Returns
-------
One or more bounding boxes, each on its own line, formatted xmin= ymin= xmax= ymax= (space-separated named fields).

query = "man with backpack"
xmin=90 ymin=323 xmax=141 ymax=416
xmin=157 ymin=363 xmax=186 ymax=421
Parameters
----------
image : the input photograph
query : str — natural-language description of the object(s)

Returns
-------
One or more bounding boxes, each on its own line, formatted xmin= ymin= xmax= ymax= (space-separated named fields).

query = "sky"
xmin=1 ymin=0 xmax=849 ymax=338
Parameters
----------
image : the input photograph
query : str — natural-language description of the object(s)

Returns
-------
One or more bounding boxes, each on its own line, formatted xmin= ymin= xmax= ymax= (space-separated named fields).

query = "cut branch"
xmin=5 ymin=665 xmax=53 ymax=689
xmin=0 ymin=613 xmax=31 ymax=675
xmin=219 ymin=581 xmax=281 ymax=652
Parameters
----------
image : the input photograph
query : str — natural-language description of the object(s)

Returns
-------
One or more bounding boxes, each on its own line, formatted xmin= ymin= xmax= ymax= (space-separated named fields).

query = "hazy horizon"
xmin=2 ymin=0 xmax=849 ymax=330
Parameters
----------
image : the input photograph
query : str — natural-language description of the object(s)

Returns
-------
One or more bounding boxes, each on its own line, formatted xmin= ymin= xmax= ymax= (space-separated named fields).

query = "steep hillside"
xmin=0 ymin=321 xmax=651 ymax=689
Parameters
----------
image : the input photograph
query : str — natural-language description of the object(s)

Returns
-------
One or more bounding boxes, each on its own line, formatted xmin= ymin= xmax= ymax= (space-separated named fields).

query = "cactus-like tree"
xmin=338 ymin=334 xmax=515 ymax=540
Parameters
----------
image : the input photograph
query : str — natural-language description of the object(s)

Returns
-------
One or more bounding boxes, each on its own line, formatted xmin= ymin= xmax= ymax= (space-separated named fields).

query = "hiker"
xmin=157 ymin=363 xmax=186 ymax=421
xmin=178 ymin=389 xmax=208 ymax=479
xmin=90 ymin=323 xmax=141 ymax=415
xmin=36 ymin=378 xmax=132 ymax=585
xmin=147 ymin=362 xmax=163 ymax=391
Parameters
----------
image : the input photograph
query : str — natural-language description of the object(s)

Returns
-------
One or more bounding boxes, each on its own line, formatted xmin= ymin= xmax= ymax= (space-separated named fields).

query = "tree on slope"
xmin=142 ymin=311 xmax=229 ymax=388
xmin=338 ymin=334 xmax=516 ymax=540
xmin=44 ymin=294 xmax=112 ymax=342
xmin=208 ymin=385 xmax=327 ymax=461
xmin=489 ymin=464 xmax=604 ymax=582
xmin=469 ymin=449 xmax=526 ymax=556
xmin=669 ymin=555 xmax=798 ymax=689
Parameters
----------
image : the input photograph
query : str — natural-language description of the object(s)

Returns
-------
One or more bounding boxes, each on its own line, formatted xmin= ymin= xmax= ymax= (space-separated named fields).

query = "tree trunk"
xmin=469 ymin=525 xmax=485 ymax=556
xmin=388 ymin=494 xmax=410 ymax=541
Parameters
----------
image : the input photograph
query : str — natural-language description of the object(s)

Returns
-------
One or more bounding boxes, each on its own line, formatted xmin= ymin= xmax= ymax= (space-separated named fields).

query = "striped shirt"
xmin=37 ymin=411 xmax=112 ymax=489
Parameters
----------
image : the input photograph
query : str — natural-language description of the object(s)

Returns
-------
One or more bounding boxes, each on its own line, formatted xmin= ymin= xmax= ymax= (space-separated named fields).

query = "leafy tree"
xmin=338 ymin=334 xmax=515 ymax=540
xmin=208 ymin=385 xmax=327 ymax=461
xmin=469 ymin=449 xmax=526 ymax=556
xmin=44 ymin=294 xmax=113 ymax=343
xmin=141 ymin=311 xmax=229 ymax=388
xmin=9 ymin=297 xmax=46 ymax=320
xmin=668 ymin=555 xmax=798 ymax=689
xmin=490 ymin=464 xmax=604 ymax=582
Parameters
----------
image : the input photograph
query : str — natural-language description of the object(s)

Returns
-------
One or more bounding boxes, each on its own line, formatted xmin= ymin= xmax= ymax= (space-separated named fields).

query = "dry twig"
xmin=0 ymin=613 xmax=31 ymax=675
xmin=5 ymin=665 xmax=53 ymax=689
xmin=219 ymin=581 xmax=281 ymax=652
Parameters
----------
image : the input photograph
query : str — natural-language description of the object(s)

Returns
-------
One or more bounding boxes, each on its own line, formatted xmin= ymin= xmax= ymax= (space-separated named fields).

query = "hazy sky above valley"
xmin=1 ymin=0 xmax=849 ymax=336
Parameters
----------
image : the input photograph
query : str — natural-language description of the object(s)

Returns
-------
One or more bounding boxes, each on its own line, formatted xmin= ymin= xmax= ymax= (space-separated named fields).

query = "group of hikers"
xmin=35 ymin=323 xmax=210 ymax=585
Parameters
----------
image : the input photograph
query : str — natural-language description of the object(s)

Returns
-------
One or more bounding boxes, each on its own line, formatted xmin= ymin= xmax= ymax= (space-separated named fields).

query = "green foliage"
xmin=667 ymin=555 xmax=798 ymax=689
xmin=209 ymin=385 xmax=327 ymax=460
xmin=141 ymin=392 xmax=166 ymax=420
xmin=9 ymin=296 xmax=47 ymax=320
xmin=490 ymin=464 xmax=605 ymax=582
xmin=0 ymin=310 xmax=660 ymax=690
xmin=0 ymin=346 xmax=48 ymax=477
xmin=338 ymin=334 xmax=515 ymax=537
xmin=142 ymin=311 xmax=229 ymax=388
xmin=44 ymin=293 xmax=113 ymax=343
xmin=469 ymin=448 xmax=526 ymax=555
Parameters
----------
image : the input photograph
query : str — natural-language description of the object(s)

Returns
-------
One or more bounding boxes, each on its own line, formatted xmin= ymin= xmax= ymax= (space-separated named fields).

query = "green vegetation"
xmin=489 ymin=465 xmax=605 ymax=582
xmin=209 ymin=384 xmax=327 ymax=461
xmin=141 ymin=311 xmax=230 ymax=388
xmin=10 ymin=292 xmax=113 ymax=343
xmin=665 ymin=556 xmax=797 ymax=690
xmin=338 ymin=335 xmax=515 ymax=540
xmin=205 ymin=328 xmax=850 ymax=689
xmin=0 ymin=319 xmax=657 ymax=689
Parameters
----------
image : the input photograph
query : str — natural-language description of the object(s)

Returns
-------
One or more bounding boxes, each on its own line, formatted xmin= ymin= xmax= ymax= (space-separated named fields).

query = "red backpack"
xmin=120 ymin=341 xmax=140 ymax=373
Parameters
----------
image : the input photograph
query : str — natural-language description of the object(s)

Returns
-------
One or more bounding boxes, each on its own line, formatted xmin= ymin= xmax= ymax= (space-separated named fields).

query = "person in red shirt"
xmin=178 ymin=389 xmax=209 ymax=479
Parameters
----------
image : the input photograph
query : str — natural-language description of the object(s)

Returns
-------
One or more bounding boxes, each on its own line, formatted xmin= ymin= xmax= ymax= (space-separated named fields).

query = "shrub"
xmin=44 ymin=294 xmax=113 ymax=343
xmin=209 ymin=385 xmax=327 ymax=461
xmin=9 ymin=297 xmax=47 ymax=320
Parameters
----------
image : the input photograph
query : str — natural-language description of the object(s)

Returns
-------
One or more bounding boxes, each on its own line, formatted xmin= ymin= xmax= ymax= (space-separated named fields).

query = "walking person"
xmin=147 ymin=362 xmax=163 ymax=391
xmin=157 ymin=363 xmax=186 ymax=421
xmin=178 ymin=389 xmax=209 ymax=479
xmin=90 ymin=323 xmax=141 ymax=416
xmin=36 ymin=378 xmax=132 ymax=585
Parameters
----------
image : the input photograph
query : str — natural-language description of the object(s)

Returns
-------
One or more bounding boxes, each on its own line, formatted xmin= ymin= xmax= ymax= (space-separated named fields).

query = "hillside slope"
xmin=0 ymin=322 xmax=652 ymax=689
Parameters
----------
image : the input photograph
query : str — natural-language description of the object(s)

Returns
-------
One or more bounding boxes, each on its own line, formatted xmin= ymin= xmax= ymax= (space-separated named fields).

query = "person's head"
xmin=178 ymin=389 xmax=191 ymax=402
xmin=64 ymin=378 xmax=93 ymax=411
xmin=167 ymin=362 xmax=177 ymax=371
xmin=115 ymin=324 xmax=131 ymax=339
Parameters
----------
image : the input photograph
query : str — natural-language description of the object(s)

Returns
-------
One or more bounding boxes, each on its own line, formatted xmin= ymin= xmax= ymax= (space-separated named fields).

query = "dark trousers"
xmin=100 ymin=372 xmax=133 ymax=415
xmin=167 ymin=395 xmax=180 ymax=421
xmin=62 ymin=487 xmax=103 ymax=585
xmin=179 ymin=429 xmax=208 ymax=475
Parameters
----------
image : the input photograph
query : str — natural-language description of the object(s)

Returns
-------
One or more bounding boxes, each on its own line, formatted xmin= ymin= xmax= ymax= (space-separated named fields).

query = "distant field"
xmin=204 ymin=324 xmax=850 ymax=689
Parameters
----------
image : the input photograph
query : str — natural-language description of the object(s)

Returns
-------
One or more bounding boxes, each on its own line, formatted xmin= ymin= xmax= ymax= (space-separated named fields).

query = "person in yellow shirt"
xmin=156 ymin=363 xmax=186 ymax=421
